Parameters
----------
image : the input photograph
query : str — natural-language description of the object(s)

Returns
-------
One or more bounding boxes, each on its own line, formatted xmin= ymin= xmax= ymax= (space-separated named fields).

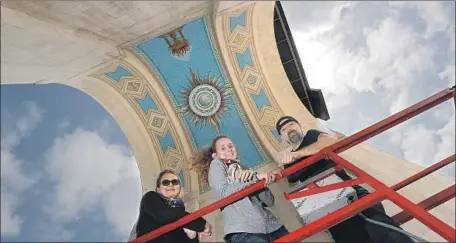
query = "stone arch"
xmin=2 ymin=2 xmax=454 ymax=241
xmin=63 ymin=75 xmax=162 ymax=193
xmin=62 ymin=50 xmax=202 ymax=203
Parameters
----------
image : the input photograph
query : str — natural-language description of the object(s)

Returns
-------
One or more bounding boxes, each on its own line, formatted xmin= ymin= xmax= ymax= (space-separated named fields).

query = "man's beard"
xmin=288 ymin=130 xmax=303 ymax=144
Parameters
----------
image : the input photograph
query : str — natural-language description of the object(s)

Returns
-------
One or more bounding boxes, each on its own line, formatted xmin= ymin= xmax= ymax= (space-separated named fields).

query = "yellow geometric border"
xmin=90 ymin=61 xmax=190 ymax=192
xmin=223 ymin=4 xmax=285 ymax=150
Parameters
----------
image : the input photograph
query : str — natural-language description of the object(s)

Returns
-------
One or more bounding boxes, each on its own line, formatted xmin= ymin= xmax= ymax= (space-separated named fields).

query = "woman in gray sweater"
xmin=190 ymin=135 xmax=289 ymax=243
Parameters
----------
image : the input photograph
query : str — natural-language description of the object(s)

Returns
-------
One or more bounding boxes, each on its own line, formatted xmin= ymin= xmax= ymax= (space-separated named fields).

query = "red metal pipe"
xmin=392 ymin=155 xmax=455 ymax=191
xmin=326 ymin=87 xmax=455 ymax=154
xmin=307 ymin=182 xmax=318 ymax=189
xmin=328 ymin=152 xmax=456 ymax=242
xmin=274 ymin=191 xmax=387 ymax=242
xmin=392 ymin=185 xmax=456 ymax=225
xmin=131 ymin=179 xmax=267 ymax=242
xmin=284 ymin=88 xmax=455 ymax=198
xmin=285 ymin=178 xmax=363 ymax=200
xmin=289 ymin=165 xmax=345 ymax=194
xmin=131 ymin=154 xmax=324 ymax=242
xmin=130 ymin=87 xmax=455 ymax=243
xmin=278 ymin=153 xmax=324 ymax=178
xmin=386 ymin=187 xmax=455 ymax=242
xmin=288 ymin=166 xmax=344 ymax=194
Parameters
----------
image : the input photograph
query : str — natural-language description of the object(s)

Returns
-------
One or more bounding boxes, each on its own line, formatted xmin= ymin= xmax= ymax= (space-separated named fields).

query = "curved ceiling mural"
xmin=132 ymin=15 xmax=270 ymax=171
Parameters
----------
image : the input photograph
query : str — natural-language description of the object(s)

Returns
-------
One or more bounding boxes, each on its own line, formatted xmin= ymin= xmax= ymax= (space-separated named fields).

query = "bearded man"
xmin=275 ymin=116 xmax=414 ymax=243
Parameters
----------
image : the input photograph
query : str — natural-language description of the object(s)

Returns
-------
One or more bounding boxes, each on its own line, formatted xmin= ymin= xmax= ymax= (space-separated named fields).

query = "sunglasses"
xmin=161 ymin=179 xmax=180 ymax=186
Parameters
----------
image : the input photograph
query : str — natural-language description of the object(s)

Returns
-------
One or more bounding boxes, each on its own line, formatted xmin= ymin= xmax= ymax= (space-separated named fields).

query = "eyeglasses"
xmin=161 ymin=179 xmax=180 ymax=186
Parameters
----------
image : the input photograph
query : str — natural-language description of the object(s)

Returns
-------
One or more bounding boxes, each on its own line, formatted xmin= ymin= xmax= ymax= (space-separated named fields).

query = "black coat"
xmin=285 ymin=129 xmax=413 ymax=243
xmin=135 ymin=191 xmax=207 ymax=243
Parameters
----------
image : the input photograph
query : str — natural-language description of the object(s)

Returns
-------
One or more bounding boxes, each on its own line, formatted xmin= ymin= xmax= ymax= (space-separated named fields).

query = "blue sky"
xmin=1 ymin=1 xmax=455 ymax=242
xmin=1 ymin=84 xmax=141 ymax=241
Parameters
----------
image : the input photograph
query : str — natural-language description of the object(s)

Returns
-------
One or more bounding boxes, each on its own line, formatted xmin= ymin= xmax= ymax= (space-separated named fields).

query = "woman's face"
xmin=157 ymin=173 xmax=181 ymax=199
xmin=212 ymin=137 xmax=238 ymax=162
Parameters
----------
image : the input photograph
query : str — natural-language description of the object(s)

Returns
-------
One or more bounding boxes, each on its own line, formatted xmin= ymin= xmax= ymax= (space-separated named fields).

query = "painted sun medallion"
xmin=189 ymin=84 xmax=222 ymax=117
xmin=180 ymin=69 xmax=231 ymax=131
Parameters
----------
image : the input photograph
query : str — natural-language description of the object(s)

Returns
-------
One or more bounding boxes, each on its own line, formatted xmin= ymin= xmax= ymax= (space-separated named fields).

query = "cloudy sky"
xmin=283 ymin=1 xmax=455 ymax=177
xmin=1 ymin=1 xmax=455 ymax=242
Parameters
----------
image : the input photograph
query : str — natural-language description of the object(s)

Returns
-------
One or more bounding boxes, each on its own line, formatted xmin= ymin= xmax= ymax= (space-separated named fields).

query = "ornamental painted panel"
xmin=131 ymin=15 xmax=271 ymax=192
xmin=224 ymin=5 xmax=285 ymax=145
xmin=92 ymin=62 xmax=190 ymax=192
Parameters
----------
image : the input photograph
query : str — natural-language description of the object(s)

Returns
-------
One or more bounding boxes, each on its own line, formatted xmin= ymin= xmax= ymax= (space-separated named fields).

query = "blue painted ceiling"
xmin=132 ymin=15 xmax=269 ymax=168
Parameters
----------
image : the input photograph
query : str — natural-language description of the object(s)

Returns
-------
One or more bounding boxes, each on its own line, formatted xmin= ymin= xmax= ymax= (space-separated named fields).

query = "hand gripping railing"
xmin=131 ymin=86 xmax=455 ymax=243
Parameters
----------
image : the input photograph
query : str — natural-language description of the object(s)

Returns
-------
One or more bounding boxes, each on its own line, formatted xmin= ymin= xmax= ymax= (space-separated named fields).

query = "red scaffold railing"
xmin=131 ymin=86 xmax=456 ymax=243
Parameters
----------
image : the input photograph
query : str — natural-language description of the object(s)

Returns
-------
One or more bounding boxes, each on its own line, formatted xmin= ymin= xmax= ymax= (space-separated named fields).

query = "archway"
xmin=2 ymin=2 xmax=454 ymax=242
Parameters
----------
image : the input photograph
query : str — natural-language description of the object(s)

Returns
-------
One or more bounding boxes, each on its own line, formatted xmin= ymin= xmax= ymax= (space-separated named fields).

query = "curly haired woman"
xmin=190 ymin=135 xmax=288 ymax=243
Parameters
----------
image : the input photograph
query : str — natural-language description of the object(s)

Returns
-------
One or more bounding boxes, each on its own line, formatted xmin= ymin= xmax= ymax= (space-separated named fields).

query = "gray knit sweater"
xmin=208 ymin=159 xmax=283 ymax=238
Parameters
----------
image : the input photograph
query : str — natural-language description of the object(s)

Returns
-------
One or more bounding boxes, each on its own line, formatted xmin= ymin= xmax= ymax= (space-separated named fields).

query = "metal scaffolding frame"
xmin=131 ymin=86 xmax=455 ymax=243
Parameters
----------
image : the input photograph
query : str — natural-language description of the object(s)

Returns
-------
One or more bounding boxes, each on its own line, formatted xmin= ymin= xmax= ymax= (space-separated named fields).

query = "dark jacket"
xmin=285 ymin=129 xmax=369 ymax=197
xmin=285 ymin=129 xmax=340 ymax=183
xmin=285 ymin=129 xmax=413 ymax=243
xmin=135 ymin=191 xmax=207 ymax=243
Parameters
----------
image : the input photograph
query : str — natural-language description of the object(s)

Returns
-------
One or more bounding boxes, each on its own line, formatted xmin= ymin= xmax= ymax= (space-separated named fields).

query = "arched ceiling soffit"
xmin=90 ymin=4 xmax=289 ymax=193
xmin=90 ymin=60 xmax=192 ymax=194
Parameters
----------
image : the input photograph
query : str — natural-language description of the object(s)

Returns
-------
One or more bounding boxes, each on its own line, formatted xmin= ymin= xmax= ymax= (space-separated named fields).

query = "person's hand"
xmin=199 ymin=223 xmax=213 ymax=240
xmin=199 ymin=223 xmax=212 ymax=235
xmin=256 ymin=172 xmax=276 ymax=187
xmin=183 ymin=228 xmax=197 ymax=239
xmin=198 ymin=232 xmax=213 ymax=242
xmin=279 ymin=151 xmax=300 ymax=165
xmin=239 ymin=170 xmax=256 ymax=182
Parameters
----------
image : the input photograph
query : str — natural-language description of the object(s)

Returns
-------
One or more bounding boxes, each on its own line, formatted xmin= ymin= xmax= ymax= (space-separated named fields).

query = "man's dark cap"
xmin=276 ymin=116 xmax=299 ymax=135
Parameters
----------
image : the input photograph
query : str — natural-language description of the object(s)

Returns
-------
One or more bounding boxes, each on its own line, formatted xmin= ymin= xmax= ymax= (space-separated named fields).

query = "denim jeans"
xmin=226 ymin=226 xmax=289 ymax=243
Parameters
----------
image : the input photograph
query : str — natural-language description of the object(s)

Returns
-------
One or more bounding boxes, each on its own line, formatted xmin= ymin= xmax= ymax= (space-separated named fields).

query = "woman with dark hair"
xmin=135 ymin=169 xmax=212 ymax=243
xmin=190 ymin=135 xmax=288 ymax=243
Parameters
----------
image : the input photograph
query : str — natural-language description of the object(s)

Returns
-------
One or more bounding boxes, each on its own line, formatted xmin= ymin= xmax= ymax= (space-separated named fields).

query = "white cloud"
xmin=282 ymin=2 xmax=455 ymax=177
xmin=43 ymin=128 xmax=142 ymax=239
xmin=35 ymin=220 xmax=75 ymax=242
xmin=400 ymin=124 xmax=438 ymax=166
xmin=360 ymin=17 xmax=435 ymax=113
xmin=448 ymin=27 xmax=455 ymax=53
xmin=57 ymin=118 xmax=70 ymax=130
xmin=1 ymin=150 xmax=36 ymax=192
xmin=434 ymin=111 xmax=456 ymax=163
xmin=1 ymin=101 xmax=44 ymax=237
xmin=388 ymin=1 xmax=452 ymax=38
xmin=410 ymin=2 xmax=450 ymax=38
xmin=291 ymin=8 xmax=435 ymax=113
xmin=1 ymin=101 xmax=44 ymax=149
xmin=1 ymin=191 xmax=22 ymax=236
xmin=284 ymin=1 xmax=358 ymax=35
xmin=397 ymin=106 xmax=455 ymax=177
xmin=439 ymin=65 xmax=456 ymax=87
